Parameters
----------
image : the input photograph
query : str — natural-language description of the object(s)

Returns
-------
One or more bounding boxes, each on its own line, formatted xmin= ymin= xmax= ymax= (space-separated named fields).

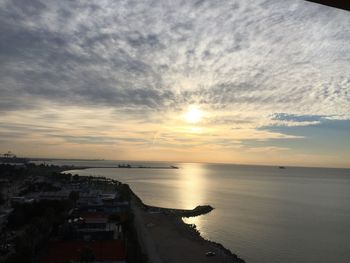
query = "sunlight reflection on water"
xmin=178 ymin=163 xmax=207 ymax=209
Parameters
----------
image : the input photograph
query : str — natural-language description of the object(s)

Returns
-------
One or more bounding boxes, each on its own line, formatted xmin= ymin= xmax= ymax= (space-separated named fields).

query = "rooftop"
xmin=41 ymin=240 xmax=125 ymax=263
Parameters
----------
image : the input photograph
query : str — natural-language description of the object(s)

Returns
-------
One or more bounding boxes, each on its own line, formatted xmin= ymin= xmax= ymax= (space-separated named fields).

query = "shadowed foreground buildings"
xmin=1 ymin=162 xmax=246 ymax=263
xmin=0 ymin=164 xmax=137 ymax=263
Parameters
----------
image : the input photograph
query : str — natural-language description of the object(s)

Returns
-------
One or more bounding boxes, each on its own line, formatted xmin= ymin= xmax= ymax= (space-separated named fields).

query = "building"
xmin=0 ymin=179 xmax=10 ymax=187
xmin=38 ymin=191 xmax=71 ymax=201
xmin=69 ymin=212 xmax=123 ymax=240
xmin=41 ymin=240 xmax=126 ymax=263
xmin=10 ymin=196 xmax=35 ymax=205
xmin=77 ymin=191 xmax=103 ymax=206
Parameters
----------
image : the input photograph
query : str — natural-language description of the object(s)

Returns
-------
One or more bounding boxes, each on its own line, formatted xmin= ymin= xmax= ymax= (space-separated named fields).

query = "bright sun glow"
xmin=184 ymin=107 xmax=203 ymax=124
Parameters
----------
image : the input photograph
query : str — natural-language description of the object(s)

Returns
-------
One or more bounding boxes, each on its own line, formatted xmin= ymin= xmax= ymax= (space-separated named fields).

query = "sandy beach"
xmin=131 ymin=194 xmax=245 ymax=263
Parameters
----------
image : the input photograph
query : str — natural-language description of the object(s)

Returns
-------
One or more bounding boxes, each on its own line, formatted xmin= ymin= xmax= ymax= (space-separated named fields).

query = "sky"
xmin=0 ymin=0 xmax=349 ymax=168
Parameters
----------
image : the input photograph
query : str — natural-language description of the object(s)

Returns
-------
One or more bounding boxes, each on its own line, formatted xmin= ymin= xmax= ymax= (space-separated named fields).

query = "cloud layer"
xmin=1 ymin=0 xmax=349 ymax=114
xmin=0 ymin=0 xmax=349 ymax=166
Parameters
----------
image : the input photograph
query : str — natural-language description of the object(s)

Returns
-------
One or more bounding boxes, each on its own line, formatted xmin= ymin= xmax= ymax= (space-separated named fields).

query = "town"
xmin=0 ymin=156 xmax=246 ymax=263
xmin=0 ymin=163 xmax=144 ymax=263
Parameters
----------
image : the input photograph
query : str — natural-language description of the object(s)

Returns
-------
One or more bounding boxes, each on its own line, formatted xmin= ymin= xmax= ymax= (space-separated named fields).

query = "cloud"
xmin=271 ymin=113 xmax=324 ymax=122
xmin=0 ymin=0 xmax=349 ymax=164
xmin=49 ymin=134 xmax=148 ymax=145
xmin=0 ymin=0 xmax=349 ymax=116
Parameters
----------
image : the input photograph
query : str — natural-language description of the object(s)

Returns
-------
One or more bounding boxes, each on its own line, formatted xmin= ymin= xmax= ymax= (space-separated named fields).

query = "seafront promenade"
xmin=130 ymin=191 xmax=245 ymax=263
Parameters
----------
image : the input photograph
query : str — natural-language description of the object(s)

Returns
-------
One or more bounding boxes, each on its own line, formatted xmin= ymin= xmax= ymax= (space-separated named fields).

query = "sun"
xmin=184 ymin=106 xmax=203 ymax=124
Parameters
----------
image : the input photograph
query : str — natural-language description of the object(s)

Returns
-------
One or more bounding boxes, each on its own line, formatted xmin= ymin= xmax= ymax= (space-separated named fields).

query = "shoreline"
xmin=126 ymin=184 xmax=246 ymax=263
xmin=78 ymin=166 xmax=179 ymax=170
xmin=62 ymin=169 xmax=246 ymax=262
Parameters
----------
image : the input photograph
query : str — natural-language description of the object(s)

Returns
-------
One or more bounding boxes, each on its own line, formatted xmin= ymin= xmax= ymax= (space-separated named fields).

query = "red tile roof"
xmin=41 ymin=240 xmax=125 ymax=263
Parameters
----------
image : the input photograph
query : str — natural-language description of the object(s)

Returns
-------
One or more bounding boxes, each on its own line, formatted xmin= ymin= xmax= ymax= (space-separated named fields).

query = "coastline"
xmin=62 ymin=168 xmax=246 ymax=262
xmin=50 ymin=165 xmax=178 ymax=170
xmin=126 ymin=184 xmax=246 ymax=263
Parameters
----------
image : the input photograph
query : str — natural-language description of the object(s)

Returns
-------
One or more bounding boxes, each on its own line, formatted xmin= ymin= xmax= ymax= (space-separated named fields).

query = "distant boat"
xmin=171 ymin=166 xmax=179 ymax=169
xmin=278 ymin=166 xmax=286 ymax=169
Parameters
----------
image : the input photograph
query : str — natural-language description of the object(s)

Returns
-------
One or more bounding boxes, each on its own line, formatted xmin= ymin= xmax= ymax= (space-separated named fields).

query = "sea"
xmin=44 ymin=160 xmax=350 ymax=263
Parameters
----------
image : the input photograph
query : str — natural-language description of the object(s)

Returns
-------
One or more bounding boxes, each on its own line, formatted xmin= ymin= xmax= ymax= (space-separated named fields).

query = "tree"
xmin=0 ymin=189 xmax=5 ymax=205
xmin=69 ymin=191 xmax=79 ymax=207
xmin=80 ymin=247 xmax=95 ymax=263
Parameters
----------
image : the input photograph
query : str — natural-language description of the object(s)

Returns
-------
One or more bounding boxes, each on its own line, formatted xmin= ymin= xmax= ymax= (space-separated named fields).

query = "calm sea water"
xmin=60 ymin=161 xmax=350 ymax=263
